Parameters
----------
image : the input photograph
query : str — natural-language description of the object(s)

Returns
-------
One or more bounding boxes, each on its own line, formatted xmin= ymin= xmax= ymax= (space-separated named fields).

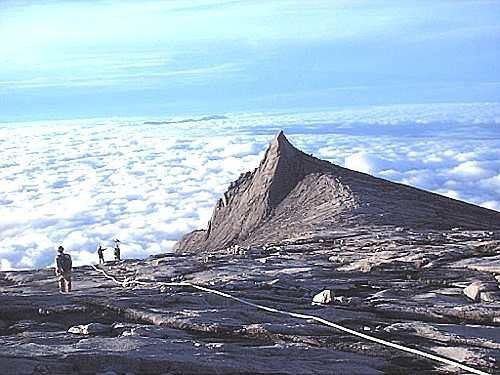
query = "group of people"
xmin=97 ymin=239 xmax=121 ymax=264
xmin=54 ymin=239 xmax=123 ymax=293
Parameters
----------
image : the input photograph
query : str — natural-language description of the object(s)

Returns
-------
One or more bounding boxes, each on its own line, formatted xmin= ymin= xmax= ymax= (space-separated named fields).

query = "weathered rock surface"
xmin=1 ymin=132 xmax=500 ymax=374
xmin=175 ymin=132 xmax=500 ymax=252
xmin=1 ymin=228 xmax=500 ymax=374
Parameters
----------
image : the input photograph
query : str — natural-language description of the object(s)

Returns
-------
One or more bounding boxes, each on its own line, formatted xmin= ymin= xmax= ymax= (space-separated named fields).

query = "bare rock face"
xmin=175 ymin=131 xmax=335 ymax=252
xmin=175 ymin=131 xmax=500 ymax=252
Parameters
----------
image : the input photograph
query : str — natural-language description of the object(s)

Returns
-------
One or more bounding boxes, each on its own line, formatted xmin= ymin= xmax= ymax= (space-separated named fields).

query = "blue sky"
xmin=1 ymin=0 xmax=499 ymax=121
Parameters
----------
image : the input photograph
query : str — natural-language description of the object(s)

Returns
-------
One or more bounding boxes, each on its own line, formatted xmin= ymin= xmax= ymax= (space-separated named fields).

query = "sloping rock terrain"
xmin=175 ymin=132 xmax=500 ymax=252
xmin=1 ymin=132 xmax=500 ymax=374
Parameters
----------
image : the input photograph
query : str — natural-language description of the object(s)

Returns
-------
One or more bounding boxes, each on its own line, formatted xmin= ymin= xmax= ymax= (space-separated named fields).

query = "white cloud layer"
xmin=1 ymin=102 xmax=499 ymax=270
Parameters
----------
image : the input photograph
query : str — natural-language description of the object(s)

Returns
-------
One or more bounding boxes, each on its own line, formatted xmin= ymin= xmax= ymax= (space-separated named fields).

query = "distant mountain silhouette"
xmin=144 ymin=115 xmax=227 ymax=125
xmin=174 ymin=131 xmax=500 ymax=252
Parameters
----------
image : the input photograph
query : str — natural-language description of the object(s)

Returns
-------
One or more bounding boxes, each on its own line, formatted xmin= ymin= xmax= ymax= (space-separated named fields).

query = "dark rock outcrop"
xmin=175 ymin=131 xmax=500 ymax=252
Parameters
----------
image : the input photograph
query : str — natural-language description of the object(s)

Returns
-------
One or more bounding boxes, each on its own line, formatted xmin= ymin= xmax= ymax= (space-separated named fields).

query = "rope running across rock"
xmin=91 ymin=264 xmax=490 ymax=375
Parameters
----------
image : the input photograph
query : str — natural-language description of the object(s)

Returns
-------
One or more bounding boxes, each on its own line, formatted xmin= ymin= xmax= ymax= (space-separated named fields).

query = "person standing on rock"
xmin=97 ymin=245 xmax=107 ymax=264
xmin=113 ymin=239 xmax=121 ymax=261
xmin=55 ymin=246 xmax=72 ymax=293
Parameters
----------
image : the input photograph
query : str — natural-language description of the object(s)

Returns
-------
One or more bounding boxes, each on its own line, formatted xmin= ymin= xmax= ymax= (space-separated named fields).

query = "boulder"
xmin=480 ymin=291 xmax=498 ymax=303
xmin=463 ymin=282 xmax=497 ymax=302
xmin=328 ymin=255 xmax=345 ymax=264
xmin=333 ymin=296 xmax=350 ymax=305
xmin=121 ymin=326 xmax=170 ymax=338
xmin=463 ymin=282 xmax=481 ymax=301
xmin=68 ymin=323 xmax=112 ymax=335
xmin=312 ymin=290 xmax=332 ymax=305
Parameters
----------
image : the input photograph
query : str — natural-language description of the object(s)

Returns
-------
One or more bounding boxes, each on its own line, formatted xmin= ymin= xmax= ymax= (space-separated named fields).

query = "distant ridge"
xmin=144 ymin=115 xmax=227 ymax=125
xmin=174 ymin=131 xmax=500 ymax=252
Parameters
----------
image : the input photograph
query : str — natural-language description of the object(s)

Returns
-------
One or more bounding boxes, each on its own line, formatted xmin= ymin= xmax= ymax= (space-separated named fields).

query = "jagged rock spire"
xmin=174 ymin=130 xmax=318 ymax=251
xmin=267 ymin=130 xmax=299 ymax=159
xmin=257 ymin=130 xmax=321 ymax=208
xmin=174 ymin=131 xmax=500 ymax=253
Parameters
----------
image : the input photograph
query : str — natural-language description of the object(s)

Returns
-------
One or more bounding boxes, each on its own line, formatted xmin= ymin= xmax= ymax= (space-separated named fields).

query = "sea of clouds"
xmin=1 ymin=102 xmax=499 ymax=270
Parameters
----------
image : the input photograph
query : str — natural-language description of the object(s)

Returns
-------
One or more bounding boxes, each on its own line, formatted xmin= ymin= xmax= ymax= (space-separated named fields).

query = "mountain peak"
xmin=274 ymin=130 xmax=289 ymax=146
xmin=264 ymin=130 xmax=301 ymax=163
xmin=259 ymin=131 xmax=323 ymax=208
xmin=174 ymin=133 xmax=500 ymax=252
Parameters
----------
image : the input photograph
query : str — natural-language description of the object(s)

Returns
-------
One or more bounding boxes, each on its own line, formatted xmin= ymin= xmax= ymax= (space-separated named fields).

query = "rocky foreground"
xmin=1 ymin=227 xmax=500 ymax=374
xmin=1 ymin=132 xmax=500 ymax=374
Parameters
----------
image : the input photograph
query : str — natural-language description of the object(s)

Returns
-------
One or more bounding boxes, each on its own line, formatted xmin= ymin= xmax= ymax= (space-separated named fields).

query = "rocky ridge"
xmin=175 ymin=131 xmax=500 ymax=252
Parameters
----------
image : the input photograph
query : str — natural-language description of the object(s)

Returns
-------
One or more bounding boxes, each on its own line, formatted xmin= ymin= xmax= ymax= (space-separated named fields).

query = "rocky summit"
xmin=175 ymin=131 xmax=500 ymax=252
xmin=1 ymin=132 xmax=500 ymax=375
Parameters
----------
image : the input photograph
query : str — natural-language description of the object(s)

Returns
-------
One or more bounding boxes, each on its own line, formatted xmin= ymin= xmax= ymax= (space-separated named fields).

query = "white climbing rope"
xmin=91 ymin=264 xmax=489 ymax=375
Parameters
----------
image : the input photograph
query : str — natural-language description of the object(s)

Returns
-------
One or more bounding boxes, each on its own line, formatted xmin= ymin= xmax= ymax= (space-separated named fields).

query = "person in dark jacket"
xmin=97 ymin=245 xmax=107 ymax=264
xmin=113 ymin=239 xmax=121 ymax=261
xmin=55 ymin=246 xmax=72 ymax=292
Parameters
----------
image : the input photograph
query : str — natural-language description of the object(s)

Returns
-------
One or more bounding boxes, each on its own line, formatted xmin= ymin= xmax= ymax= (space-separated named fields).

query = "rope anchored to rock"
xmin=91 ymin=264 xmax=490 ymax=375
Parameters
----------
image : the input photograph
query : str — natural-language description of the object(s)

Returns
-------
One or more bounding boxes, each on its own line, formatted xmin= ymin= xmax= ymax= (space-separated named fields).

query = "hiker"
xmin=97 ymin=245 xmax=107 ymax=264
xmin=55 ymin=246 xmax=72 ymax=293
xmin=113 ymin=239 xmax=121 ymax=261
